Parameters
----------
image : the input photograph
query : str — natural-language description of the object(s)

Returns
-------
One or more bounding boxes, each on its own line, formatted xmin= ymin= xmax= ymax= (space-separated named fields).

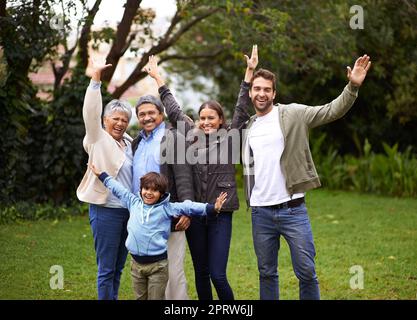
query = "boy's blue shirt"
xmin=99 ymin=172 xmax=214 ymax=257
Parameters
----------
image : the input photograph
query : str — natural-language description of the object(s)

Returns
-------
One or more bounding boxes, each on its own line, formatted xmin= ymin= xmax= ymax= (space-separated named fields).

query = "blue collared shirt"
xmin=132 ymin=122 xmax=166 ymax=194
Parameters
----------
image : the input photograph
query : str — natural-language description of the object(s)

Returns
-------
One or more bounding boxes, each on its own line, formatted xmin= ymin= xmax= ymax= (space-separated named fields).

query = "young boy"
xmin=89 ymin=164 xmax=227 ymax=300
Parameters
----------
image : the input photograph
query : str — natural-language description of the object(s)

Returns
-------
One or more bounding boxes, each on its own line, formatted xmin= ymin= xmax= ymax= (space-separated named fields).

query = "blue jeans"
xmin=251 ymin=203 xmax=320 ymax=300
xmin=89 ymin=204 xmax=129 ymax=300
xmin=186 ymin=212 xmax=234 ymax=300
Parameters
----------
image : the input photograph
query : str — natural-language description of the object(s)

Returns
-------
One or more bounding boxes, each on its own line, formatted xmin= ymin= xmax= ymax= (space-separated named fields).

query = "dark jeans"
xmin=186 ymin=212 xmax=234 ymax=300
xmin=89 ymin=204 xmax=129 ymax=300
xmin=251 ymin=203 xmax=320 ymax=300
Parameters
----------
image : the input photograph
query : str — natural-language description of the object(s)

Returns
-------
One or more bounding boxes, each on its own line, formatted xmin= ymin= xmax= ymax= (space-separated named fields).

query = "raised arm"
xmin=89 ymin=164 xmax=139 ymax=210
xmin=168 ymin=192 xmax=228 ymax=217
xmin=143 ymin=55 xmax=195 ymax=137
xmin=231 ymin=45 xmax=258 ymax=130
xmin=163 ymin=130 xmax=195 ymax=231
xmin=83 ymin=58 xmax=112 ymax=145
xmin=169 ymin=200 xmax=208 ymax=218
xmin=244 ymin=44 xmax=258 ymax=83
xmin=303 ymin=54 xmax=371 ymax=129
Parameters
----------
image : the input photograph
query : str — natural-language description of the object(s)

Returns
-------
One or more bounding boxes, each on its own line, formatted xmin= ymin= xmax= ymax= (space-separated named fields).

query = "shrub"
xmin=312 ymin=133 xmax=417 ymax=197
xmin=0 ymin=201 xmax=88 ymax=225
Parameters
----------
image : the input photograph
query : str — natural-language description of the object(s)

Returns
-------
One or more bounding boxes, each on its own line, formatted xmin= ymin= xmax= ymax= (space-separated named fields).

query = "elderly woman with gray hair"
xmin=77 ymin=58 xmax=133 ymax=300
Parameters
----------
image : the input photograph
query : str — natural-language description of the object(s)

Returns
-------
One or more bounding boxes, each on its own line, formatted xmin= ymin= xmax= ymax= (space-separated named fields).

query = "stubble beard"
xmin=253 ymin=99 xmax=274 ymax=116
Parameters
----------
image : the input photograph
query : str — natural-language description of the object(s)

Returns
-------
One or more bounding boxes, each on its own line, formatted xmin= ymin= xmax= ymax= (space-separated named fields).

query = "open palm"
xmin=90 ymin=57 xmax=112 ymax=74
xmin=143 ymin=55 xmax=160 ymax=79
xmin=215 ymin=192 xmax=228 ymax=212
xmin=347 ymin=54 xmax=371 ymax=87
xmin=244 ymin=44 xmax=258 ymax=70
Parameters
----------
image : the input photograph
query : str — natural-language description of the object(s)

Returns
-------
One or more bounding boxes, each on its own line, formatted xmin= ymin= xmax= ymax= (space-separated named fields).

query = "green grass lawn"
xmin=0 ymin=188 xmax=416 ymax=300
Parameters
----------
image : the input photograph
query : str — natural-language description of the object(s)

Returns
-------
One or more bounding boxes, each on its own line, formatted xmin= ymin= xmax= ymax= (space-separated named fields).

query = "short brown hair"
xmin=250 ymin=68 xmax=277 ymax=92
xmin=140 ymin=172 xmax=168 ymax=194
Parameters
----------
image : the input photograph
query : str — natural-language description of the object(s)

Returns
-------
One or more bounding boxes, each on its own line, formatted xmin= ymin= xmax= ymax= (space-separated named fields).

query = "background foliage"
xmin=170 ymin=0 xmax=417 ymax=154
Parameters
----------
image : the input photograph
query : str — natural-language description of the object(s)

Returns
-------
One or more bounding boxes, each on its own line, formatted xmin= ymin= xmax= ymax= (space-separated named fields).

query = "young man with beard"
xmin=132 ymin=96 xmax=193 ymax=299
xmin=238 ymin=54 xmax=371 ymax=300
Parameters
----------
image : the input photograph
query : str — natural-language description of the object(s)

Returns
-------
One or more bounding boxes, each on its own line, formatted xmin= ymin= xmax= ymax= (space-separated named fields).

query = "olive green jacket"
xmin=241 ymin=82 xmax=359 ymax=206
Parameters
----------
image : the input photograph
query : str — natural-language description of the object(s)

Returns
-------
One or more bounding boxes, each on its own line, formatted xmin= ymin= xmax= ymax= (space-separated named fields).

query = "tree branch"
xmin=158 ymin=49 xmax=224 ymax=64
xmin=59 ymin=0 xmax=68 ymax=51
xmin=158 ymin=9 xmax=182 ymax=44
xmin=52 ymin=1 xmax=86 ymax=93
xmin=0 ymin=0 xmax=6 ymax=17
xmin=165 ymin=7 xmax=220 ymax=47
xmin=101 ymin=0 xmax=142 ymax=82
xmin=111 ymin=6 xmax=220 ymax=98
xmin=120 ymin=32 xmax=137 ymax=57
xmin=77 ymin=0 xmax=102 ymax=70
xmin=52 ymin=44 xmax=77 ymax=93
xmin=400 ymin=0 xmax=417 ymax=15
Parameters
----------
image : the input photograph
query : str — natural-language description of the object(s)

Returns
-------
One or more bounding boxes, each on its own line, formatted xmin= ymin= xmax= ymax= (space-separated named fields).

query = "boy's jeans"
xmin=251 ymin=203 xmax=320 ymax=300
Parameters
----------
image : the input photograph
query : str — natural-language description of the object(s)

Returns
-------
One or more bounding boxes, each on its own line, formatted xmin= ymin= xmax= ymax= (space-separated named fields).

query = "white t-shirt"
xmin=248 ymin=107 xmax=304 ymax=206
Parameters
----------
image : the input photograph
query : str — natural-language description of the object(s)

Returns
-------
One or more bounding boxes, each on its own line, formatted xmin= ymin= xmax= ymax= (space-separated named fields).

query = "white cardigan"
xmin=76 ymin=81 xmax=132 ymax=205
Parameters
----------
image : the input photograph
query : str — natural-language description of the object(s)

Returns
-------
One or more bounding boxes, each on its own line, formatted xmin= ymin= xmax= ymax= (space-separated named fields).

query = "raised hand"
xmin=90 ymin=57 xmax=112 ymax=81
xmin=143 ymin=55 xmax=159 ymax=78
xmin=347 ymin=54 xmax=371 ymax=87
xmin=143 ymin=55 xmax=165 ymax=87
xmin=244 ymin=44 xmax=258 ymax=71
xmin=244 ymin=45 xmax=258 ymax=82
xmin=214 ymin=192 xmax=228 ymax=213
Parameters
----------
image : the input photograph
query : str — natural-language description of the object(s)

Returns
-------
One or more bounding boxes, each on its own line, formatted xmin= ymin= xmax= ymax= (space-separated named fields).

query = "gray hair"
xmin=135 ymin=95 xmax=164 ymax=115
xmin=103 ymin=99 xmax=133 ymax=122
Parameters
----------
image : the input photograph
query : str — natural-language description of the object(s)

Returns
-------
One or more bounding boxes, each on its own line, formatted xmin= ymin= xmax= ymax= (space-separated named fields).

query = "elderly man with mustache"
xmin=131 ymin=94 xmax=194 ymax=300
